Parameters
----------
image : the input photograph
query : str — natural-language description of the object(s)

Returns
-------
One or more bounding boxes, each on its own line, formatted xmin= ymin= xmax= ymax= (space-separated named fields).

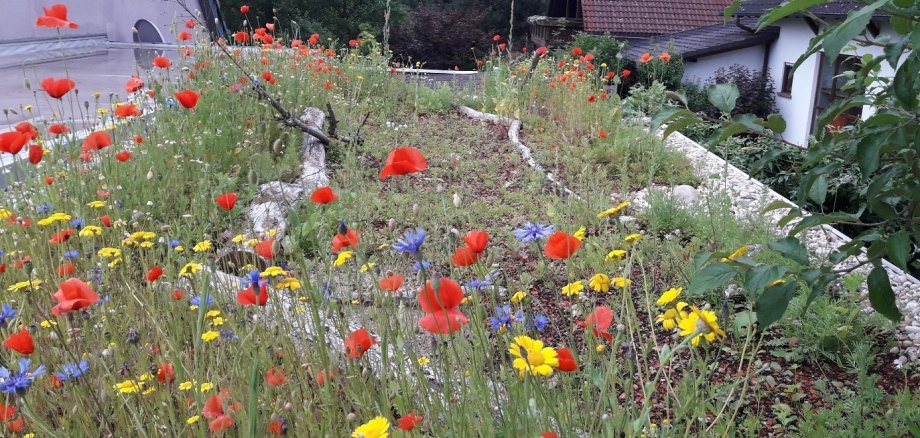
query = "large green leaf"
xmin=856 ymin=134 xmax=884 ymax=176
xmin=707 ymin=83 xmax=740 ymax=114
xmin=688 ymin=262 xmax=738 ymax=295
xmin=744 ymin=264 xmax=788 ymax=295
xmin=867 ymin=266 xmax=902 ymax=322
xmin=892 ymin=52 xmax=919 ymax=109
xmin=649 ymin=107 xmax=694 ymax=135
xmin=807 ymin=174 xmax=828 ymax=205
xmin=820 ymin=0 xmax=888 ymax=61
xmin=768 ymin=237 xmax=810 ymax=265
xmin=757 ymin=0 xmax=829 ymax=28
xmin=886 ymin=231 xmax=912 ymax=271
xmin=756 ymin=281 xmax=797 ymax=327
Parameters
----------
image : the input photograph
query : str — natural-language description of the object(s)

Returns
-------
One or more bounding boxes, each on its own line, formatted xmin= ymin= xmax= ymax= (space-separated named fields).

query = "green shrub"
xmin=569 ymin=33 xmax=627 ymax=72
xmin=634 ymin=45 xmax=684 ymax=90
xmin=708 ymin=64 xmax=776 ymax=118
xmin=623 ymin=81 xmax=669 ymax=117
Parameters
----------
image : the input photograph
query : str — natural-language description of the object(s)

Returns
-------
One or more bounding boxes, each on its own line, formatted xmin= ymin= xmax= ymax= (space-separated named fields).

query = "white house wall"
xmin=0 ymin=0 xmax=203 ymax=44
xmin=683 ymin=45 xmax=765 ymax=85
xmin=764 ymin=19 xmax=821 ymax=146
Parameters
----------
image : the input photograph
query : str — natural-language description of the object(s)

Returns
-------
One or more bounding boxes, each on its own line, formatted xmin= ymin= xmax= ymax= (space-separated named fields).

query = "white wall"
xmin=764 ymin=19 xmax=821 ymax=146
xmin=0 ymin=0 xmax=203 ymax=44
xmin=683 ymin=45 xmax=765 ymax=84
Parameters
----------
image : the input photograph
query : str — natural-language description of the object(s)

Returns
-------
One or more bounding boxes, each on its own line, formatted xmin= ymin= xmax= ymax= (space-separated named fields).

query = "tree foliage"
xmin=654 ymin=0 xmax=920 ymax=326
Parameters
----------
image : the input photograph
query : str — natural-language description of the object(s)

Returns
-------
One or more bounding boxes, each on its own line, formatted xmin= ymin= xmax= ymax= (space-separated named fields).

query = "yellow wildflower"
xmin=589 ymin=274 xmax=610 ymax=292
xmin=561 ymin=281 xmax=584 ymax=296
xmin=7 ymin=280 xmax=42 ymax=292
xmin=0 ymin=209 xmax=12 ymax=220
xmin=352 ymin=416 xmax=390 ymax=438
xmin=79 ymin=225 xmax=103 ymax=237
xmin=678 ymin=306 xmax=726 ymax=346
xmin=107 ymin=257 xmax=122 ymax=268
xmin=40 ymin=320 xmax=57 ymax=328
xmin=86 ymin=200 xmax=106 ymax=208
xmin=261 ymin=266 xmax=287 ymax=277
xmin=193 ymin=240 xmax=212 ymax=253
xmin=206 ymin=310 xmax=221 ymax=318
xmin=97 ymin=247 xmax=121 ymax=258
xmin=187 ymin=416 xmax=201 ymax=424
xmin=37 ymin=212 xmax=71 ymax=226
xmin=113 ymin=380 xmax=140 ymax=394
xmin=179 ymin=381 xmax=195 ymax=391
xmin=232 ymin=234 xmax=248 ymax=243
xmin=360 ymin=262 xmax=375 ymax=273
xmin=334 ymin=250 xmax=354 ymax=267
xmin=656 ymin=287 xmax=683 ymax=306
xmin=417 ymin=356 xmax=430 ymax=366
xmin=179 ymin=262 xmax=202 ymax=276
xmin=201 ymin=331 xmax=220 ymax=342
xmin=611 ymin=277 xmax=632 ymax=288
xmin=721 ymin=245 xmax=748 ymax=262
xmin=199 ymin=382 xmax=215 ymax=392
xmin=605 ymin=249 xmax=627 ymax=262
xmin=276 ymin=277 xmax=301 ymax=291
xmin=573 ymin=226 xmax=586 ymax=241
xmin=509 ymin=336 xmax=558 ymax=377
xmin=510 ymin=291 xmax=528 ymax=303
xmin=624 ymin=233 xmax=642 ymax=245
xmin=597 ymin=200 xmax=630 ymax=218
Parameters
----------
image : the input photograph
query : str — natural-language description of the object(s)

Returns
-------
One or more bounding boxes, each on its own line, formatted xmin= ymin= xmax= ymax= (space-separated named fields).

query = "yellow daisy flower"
xmin=589 ymin=273 xmax=610 ymax=292
xmin=509 ymin=336 xmax=558 ymax=377
xmin=561 ymin=281 xmax=583 ymax=296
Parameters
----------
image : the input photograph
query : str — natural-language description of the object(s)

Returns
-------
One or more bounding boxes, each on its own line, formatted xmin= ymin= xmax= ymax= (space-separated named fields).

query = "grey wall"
xmin=0 ymin=0 xmax=206 ymax=43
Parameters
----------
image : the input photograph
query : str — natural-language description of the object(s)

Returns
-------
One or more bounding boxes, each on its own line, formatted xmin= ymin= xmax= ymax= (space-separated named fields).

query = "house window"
xmin=779 ymin=63 xmax=794 ymax=97
xmin=811 ymin=54 xmax=862 ymax=134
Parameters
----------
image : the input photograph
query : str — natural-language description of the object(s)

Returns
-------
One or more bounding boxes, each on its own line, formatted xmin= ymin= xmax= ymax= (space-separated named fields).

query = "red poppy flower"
xmin=44 ymin=176 xmax=54 ymax=185
xmin=100 ymin=214 xmax=112 ymax=227
xmin=463 ymin=230 xmax=489 ymax=253
xmin=588 ymin=94 xmax=597 ymax=103
xmin=0 ymin=132 xmax=27 ymax=154
xmin=599 ymin=130 xmax=608 ymax=139
xmin=15 ymin=122 xmax=38 ymax=140
xmin=237 ymin=283 xmax=269 ymax=306
xmin=571 ymin=47 xmax=582 ymax=56
xmin=622 ymin=69 xmax=631 ymax=78
xmin=378 ymin=273 xmax=404 ymax=292
xmin=0 ymin=403 xmax=16 ymax=421
xmin=114 ymin=104 xmax=141 ymax=118
xmin=121 ymin=76 xmax=144 ymax=94
xmin=265 ymin=368 xmax=286 ymax=387
xmin=543 ymin=231 xmax=581 ymax=260
xmin=556 ymin=347 xmax=579 ymax=371
xmin=203 ymin=394 xmax=235 ymax=432
xmin=639 ymin=53 xmax=652 ymax=64
xmin=417 ymin=278 xmax=469 ymax=334
xmin=450 ymin=246 xmax=479 ymax=267
xmin=56 ymin=262 xmax=75 ymax=276
xmin=114 ymin=151 xmax=132 ymax=162
xmin=255 ymin=240 xmax=275 ymax=260
xmin=492 ymin=34 xmax=501 ymax=42
xmin=178 ymin=31 xmax=192 ymax=41
xmin=156 ymin=362 xmax=175 ymax=383
xmin=47 ymin=124 xmax=69 ymax=136
xmin=146 ymin=266 xmax=163 ymax=282
xmin=536 ymin=46 xmax=548 ymax=56
xmin=184 ymin=18 xmax=197 ymax=29
xmin=28 ymin=145 xmax=43 ymax=165
xmin=542 ymin=432 xmax=560 ymax=438
xmin=133 ymin=135 xmax=144 ymax=144
xmin=309 ymin=33 xmax=319 ymax=45
xmin=266 ymin=23 xmax=275 ymax=32
xmin=214 ymin=192 xmax=238 ymax=211
xmin=659 ymin=51 xmax=672 ymax=62
xmin=175 ymin=89 xmax=200 ymax=109
xmin=309 ymin=186 xmax=338 ymax=204
xmin=315 ymin=369 xmax=334 ymax=386
xmin=49 ymin=229 xmax=74 ymax=244
xmin=81 ymin=131 xmax=112 ymax=151
xmin=234 ymin=31 xmax=250 ymax=43
xmin=344 ymin=328 xmax=376 ymax=358
xmin=379 ymin=146 xmax=427 ymax=180
xmin=419 ymin=308 xmax=469 ymax=334
xmin=52 ymin=278 xmax=101 ymax=316
xmin=240 ymin=5 xmax=250 ymax=13
xmin=36 ymin=4 xmax=78 ymax=29
xmin=398 ymin=412 xmax=423 ymax=431
xmin=331 ymin=228 xmax=359 ymax=253
xmin=3 ymin=328 xmax=34 ymax=355
xmin=576 ymin=305 xmax=614 ymax=341
xmin=153 ymin=56 xmax=172 ymax=68
xmin=172 ymin=289 xmax=184 ymax=300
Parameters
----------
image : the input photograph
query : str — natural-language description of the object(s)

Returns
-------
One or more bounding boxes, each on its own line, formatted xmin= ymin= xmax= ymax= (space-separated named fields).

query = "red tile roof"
xmin=582 ymin=0 xmax=734 ymax=36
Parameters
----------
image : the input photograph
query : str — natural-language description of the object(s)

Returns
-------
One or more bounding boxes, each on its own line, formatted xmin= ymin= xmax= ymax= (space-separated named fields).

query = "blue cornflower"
xmin=0 ymin=250 xmax=4 ymax=258
xmin=248 ymin=270 xmax=261 ymax=288
xmin=166 ymin=98 xmax=178 ymax=108
xmin=63 ymin=250 xmax=80 ymax=259
xmin=514 ymin=222 xmax=554 ymax=243
xmin=526 ymin=314 xmax=549 ymax=332
xmin=394 ymin=228 xmax=426 ymax=255
xmin=190 ymin=295 xmax=215 ymax=307
xmin=69 ymin=217 xmax=85 ymax=229
xmin=489 ymin=305 xmax=524 ymax=332
xmin=0 ymin=358 xmax=46 ymax=395
xmin=115 ymin=199 xmax=125 ymax=209
xmin=220 ymin=329 xmax=239 ymax=340
xmin=278 ymin=260 xmax=288 ymax=269
xmin=413 ymin=260 xmax=431 ymax=271
xmin=168 ymin=240 xmax=181 ymax=248
xmin=36 ymin=203 xmax=53 ymax=214
xmin=465 ymin=278 xmax=491 ymax=291
xmin=0 ymin=304 xmax=16 ymax=325
xmin=54 ymin=360 xmax=89 ymax=382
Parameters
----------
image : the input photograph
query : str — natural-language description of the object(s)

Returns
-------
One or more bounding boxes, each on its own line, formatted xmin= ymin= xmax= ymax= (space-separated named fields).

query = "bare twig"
xmin=326 ymin=102 xmax=339 ymax=138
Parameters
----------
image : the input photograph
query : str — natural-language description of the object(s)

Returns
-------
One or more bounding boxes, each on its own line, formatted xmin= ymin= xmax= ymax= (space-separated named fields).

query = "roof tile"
xmin=582 ymin=0 xmax=734 ymax=36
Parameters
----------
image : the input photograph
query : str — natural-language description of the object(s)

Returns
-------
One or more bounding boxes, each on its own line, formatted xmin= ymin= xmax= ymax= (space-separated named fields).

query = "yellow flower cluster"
xmin=654 ymin=287 xmax=725 ymax=346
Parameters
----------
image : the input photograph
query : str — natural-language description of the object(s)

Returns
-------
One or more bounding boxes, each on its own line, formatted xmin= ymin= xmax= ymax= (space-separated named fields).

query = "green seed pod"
xmin=247 ymin=167 xmax=259 ymax=185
